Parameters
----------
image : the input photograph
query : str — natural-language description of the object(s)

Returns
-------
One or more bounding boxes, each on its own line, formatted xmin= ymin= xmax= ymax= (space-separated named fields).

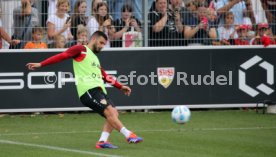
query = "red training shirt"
xmin=40 ymin=45 xmax=122 ymax=89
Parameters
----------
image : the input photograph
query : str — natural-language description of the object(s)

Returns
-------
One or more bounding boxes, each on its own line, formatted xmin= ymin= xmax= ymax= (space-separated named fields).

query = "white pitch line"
xmin=0 ymin=130 xmax=100 ymax=136
xmin=138 ymin=126 xmax=276 ymax=132
xmin=1 ymin=126 xmax=276 ymax=136
xmin=0 ymin=139 xmax=124 ymax=157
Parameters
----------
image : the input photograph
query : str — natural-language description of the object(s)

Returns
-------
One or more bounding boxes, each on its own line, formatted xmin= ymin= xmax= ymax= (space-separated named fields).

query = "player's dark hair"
xmin=91 ymin=31 xmax=108 ymax=41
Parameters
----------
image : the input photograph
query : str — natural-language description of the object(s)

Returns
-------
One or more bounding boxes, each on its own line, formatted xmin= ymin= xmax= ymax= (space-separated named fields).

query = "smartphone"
xmin=103 ymin=16 xmax=109 ymax=21
xmin=66 ymin=17 xmax=71 ymax=23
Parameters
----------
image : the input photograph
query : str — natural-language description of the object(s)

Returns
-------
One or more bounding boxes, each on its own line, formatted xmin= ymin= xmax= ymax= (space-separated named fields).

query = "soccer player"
xmin=26 ymin=31 xmax=143 ymax=149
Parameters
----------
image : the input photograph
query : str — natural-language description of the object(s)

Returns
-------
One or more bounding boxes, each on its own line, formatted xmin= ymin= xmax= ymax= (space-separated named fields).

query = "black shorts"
xmin=80 ymin=87 xmax=115 ymax=117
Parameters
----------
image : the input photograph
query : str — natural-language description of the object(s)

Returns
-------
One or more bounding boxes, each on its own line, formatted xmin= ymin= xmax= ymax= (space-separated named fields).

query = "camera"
xmin=174 ymin=8 xmax=180 ymax=14
xmin=102 ymin=15 xmax=109 ymax=21
xmin=66 ymin=17 xmax=71 ymax=23
xmin=167 ymin=8 xmax=180 ymax=17
xmin=130 ymin=16 xmax=135 ymax=20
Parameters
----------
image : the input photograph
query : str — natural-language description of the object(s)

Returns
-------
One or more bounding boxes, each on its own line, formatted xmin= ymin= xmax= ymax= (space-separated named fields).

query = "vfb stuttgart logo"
xmin=157 ymin=67 xmax=175 ymax=88
xmin=239 ymin=55 xmax=274 ymax=97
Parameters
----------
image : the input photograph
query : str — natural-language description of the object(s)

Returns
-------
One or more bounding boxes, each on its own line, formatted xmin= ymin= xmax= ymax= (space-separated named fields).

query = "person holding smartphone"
xmin=111 ymin=4 xmax=141 ymax=47
xmin=47 ymin=0 xmax=73 ymax=44
xmin=87 ymin=2 xmax=114 ymax=48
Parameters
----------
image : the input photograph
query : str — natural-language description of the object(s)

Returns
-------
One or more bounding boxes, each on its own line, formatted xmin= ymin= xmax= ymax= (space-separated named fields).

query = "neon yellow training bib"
xmin=73 ymin=45 xmax=107 ymax=97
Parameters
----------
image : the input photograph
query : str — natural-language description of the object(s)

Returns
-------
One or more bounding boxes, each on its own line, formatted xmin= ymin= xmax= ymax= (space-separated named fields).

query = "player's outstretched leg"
xmin=96 ymin=121 xmax=118 ymax=149
xmin=104 ymin=105 xmax=143 ymax=144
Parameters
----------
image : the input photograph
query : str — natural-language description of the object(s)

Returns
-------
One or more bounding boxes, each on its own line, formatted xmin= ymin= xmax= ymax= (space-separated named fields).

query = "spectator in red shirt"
xmin=250 ymin=23 xmax=276 ymax=47
xmin=232 ymin=24 xmax=250 ymax=45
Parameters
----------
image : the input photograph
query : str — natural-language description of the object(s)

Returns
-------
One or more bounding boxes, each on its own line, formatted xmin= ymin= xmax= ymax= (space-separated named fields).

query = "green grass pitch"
xmin=0 ymin=110 xmax=276 ymax=157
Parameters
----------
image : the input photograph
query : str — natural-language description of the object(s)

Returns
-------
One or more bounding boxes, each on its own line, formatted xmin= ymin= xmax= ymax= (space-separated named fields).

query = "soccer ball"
xmin=171 ymin=105 xmax=191 ymax=124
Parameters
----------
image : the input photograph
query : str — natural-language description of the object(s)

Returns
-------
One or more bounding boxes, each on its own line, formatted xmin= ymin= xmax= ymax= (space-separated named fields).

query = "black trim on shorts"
xmin=80 ymin=87 xmax=115 ymax=117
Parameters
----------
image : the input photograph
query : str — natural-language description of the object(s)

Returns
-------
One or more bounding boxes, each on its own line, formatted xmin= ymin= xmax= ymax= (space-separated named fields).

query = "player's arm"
xmin=26 ymin=45 xmax=85 ymax=70
xmin=101 ymin=68 xmax=131 ymax=96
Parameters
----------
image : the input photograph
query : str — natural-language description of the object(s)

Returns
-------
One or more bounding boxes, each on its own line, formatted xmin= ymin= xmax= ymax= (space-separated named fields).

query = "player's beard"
xmin=92 ymin=44 xmax=102 ymax=54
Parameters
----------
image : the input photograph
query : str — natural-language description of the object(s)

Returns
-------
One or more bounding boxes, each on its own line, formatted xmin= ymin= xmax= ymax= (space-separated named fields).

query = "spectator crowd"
xmin=0 ymin=0 xmax=275 ymax=49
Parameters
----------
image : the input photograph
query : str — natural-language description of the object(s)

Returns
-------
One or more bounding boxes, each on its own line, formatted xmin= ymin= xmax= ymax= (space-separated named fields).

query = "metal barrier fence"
xmin=0 ymin=0 xmax=275 ymax=49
